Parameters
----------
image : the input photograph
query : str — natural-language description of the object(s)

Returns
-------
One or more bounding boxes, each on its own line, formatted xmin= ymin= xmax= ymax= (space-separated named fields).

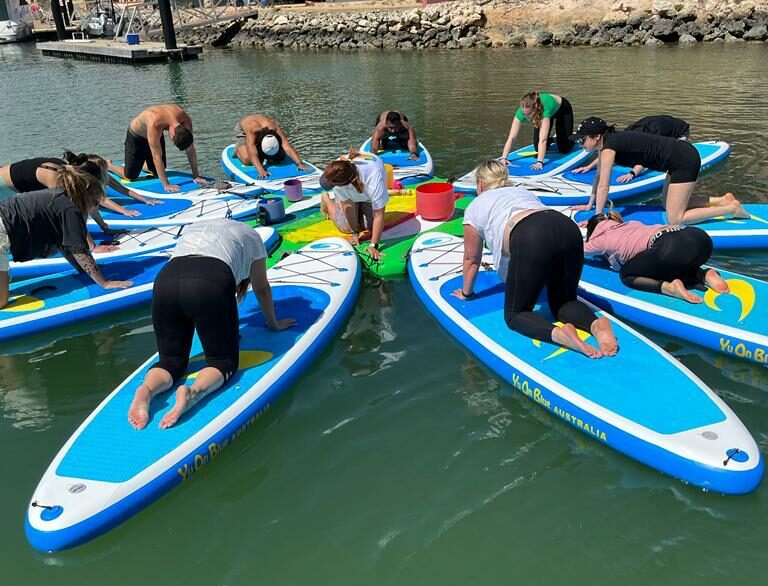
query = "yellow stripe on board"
xmin=184 ymin=350 xmax=273 ymax=381
xmin=2 ymin=295 xmax=45 ymax=312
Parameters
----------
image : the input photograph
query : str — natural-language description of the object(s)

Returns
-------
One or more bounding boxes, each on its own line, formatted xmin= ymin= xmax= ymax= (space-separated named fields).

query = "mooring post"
xmin=50 ymin=0 xmax=67 ymax=40
xmin=157 ymin=0 xmax=178 ymax=50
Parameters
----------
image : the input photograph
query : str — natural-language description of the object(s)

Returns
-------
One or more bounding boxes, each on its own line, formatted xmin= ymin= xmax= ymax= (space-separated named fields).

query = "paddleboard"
xmin=359 ymin=139 xmax=434 ymax=180
xmin=575 ymin=203 xmax=768 ymax=250
xmin=2 ymin=227 xmax=279 ymax=342
xmin=107 ymin=168 xmax=218 ymax=199
xmin=220 ymin=144 xmax=323 ymax=193
xmin=89 ymin=193 xmax=264 ymax=230
xmin=452 ymin=143 xmax=592 ymax=191
xmin=25 ymin=237 xmax=360 ymax=552
xmin=578 ymin=262 xmax=768 ymax=367
xmin=408 ymin=232 xmax=763 ymax=494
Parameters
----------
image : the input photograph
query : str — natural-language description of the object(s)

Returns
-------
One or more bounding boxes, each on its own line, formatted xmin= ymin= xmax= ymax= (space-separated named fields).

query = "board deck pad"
xmin=107 ymin=169 xmax=213 ymax=198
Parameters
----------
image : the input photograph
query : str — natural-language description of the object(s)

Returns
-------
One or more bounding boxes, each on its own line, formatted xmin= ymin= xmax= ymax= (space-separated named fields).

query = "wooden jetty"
xmin=36 ymin=38 xmax=202 ymax=64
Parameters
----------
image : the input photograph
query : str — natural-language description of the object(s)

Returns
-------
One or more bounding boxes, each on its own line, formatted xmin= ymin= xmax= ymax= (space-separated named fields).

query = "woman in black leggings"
xmin=454 ymin=160 xmax=618 ymax=358
xmin=584 ymin=211 xmax=730 ymax=303
xmin=127 ymin=219 xmax=295 ymax=431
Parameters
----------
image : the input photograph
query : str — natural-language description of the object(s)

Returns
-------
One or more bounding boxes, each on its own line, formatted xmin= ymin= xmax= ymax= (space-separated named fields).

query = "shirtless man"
xmin=234 ymin=114 xmax=310 ymax=179
xmin=109 ymin=104 xmax=205 ymax=193
xmin=370 ymin=111 xmax=420 ymax=160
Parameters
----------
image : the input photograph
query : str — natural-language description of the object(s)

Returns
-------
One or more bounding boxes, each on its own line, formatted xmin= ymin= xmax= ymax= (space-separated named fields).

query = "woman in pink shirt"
xmin=583 ymin=211 xmax=730 ymax=303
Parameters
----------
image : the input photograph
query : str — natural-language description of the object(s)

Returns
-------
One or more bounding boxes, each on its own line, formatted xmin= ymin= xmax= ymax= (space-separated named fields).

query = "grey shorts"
xmin=327 ymin=198 xmax=373 ymax=234
xmin=0 ymin=220 xmax=10 ymax=272
xmin=234 ymin=121 xmax=247 ymax=148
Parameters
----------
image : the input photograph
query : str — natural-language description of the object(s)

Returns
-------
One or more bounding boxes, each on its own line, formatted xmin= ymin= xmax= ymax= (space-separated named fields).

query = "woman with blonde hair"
xmin=501 ymin=91 xmax=575 ymax=170
xmin=0 ymin=163 xmax=133 ymax=309
xmin=453 ymin=159 xmax=618 ymax=358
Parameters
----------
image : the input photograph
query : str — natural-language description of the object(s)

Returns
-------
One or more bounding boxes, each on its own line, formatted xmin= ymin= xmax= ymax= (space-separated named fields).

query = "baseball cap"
xmin=261 ymin=134 xmax=280 ymax=156
xmin=573 ymin=117 xmax=608 ymax=138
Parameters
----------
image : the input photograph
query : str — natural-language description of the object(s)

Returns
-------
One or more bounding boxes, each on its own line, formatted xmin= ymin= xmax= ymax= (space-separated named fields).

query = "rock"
xmin=724 ymin=33 xmax=745 ymax=43
xmin=508 ymin=34 xmax=526 ymax=47
xmin=611 ymin=1 xmax=635 ymax=12
xmin=274 ymin=15 xmax=288 ymax=26
xmin=678 ymin=33 xmax=697 ymax=44
xmin=652 ymin=1 xmax=676 ymax=19
xmin=722 ymin=20 xmax=746 ymax=37
xmin=676 ymin=21 xmax=703 ymax=40
xmin=534 ymin=30 xmax=554 ymax=45
xmin=645 ymin=36 xmax=664 ymax=45
xmin=743 ymin=24 xmax=768 ymax=40
xmin=458 ymin=36 xmax=475 ymax=48
xmin=626 ymin=10 xmax=650 ymax=27
xmin=651 ymin=18 xmax=678 ymax=42
xmin=676 ymin=8 xmax=697 ymax=23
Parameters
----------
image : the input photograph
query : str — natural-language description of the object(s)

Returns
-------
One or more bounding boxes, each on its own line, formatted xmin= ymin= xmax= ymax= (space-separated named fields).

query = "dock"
xmin=37 ymin=39 xmax=202 ymax=64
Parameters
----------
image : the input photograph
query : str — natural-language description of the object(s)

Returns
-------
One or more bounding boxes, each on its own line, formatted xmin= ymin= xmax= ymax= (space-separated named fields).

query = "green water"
xmin=1 ymin=42 xmax=768 ymax=584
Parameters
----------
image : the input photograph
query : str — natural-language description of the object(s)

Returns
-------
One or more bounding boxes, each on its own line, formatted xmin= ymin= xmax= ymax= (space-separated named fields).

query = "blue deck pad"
xmin=107 ymin=169 xmax=212 ymax=197
xmin=578 ymin=204 xmax=768 ymax=233
xmin=562 ymin=142 xmax=723 ymax=185
xmin=438 ymin=271 xmax=725 ymax=434
xmin=56 ymin=285 xmax=330 ymax=483
xmin=580 ymin=263 xmax=767 ymax=333
xmin=360 ymin=138 xmax=428 ymax=167
xmin=223 ymin=146 xmax=316 ymax=181
xmin=505 ymin=144 xmax=583 ymax=177
xmin=98 ymin=198 xmax=193 ymax=221
xmin=2 ymin=256 xmax=167 ymax=322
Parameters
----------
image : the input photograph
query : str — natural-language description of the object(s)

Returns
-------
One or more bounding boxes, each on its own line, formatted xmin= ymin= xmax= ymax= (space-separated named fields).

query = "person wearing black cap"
xmin=572 ymin=114 xmax=691 ymax=181
xmin=572 ymin=116 xmax=749 ymax=224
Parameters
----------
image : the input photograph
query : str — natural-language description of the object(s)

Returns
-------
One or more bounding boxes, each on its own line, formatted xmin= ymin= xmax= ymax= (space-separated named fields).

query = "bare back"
xmin=130 ymin=104 xmax=191 ymax=138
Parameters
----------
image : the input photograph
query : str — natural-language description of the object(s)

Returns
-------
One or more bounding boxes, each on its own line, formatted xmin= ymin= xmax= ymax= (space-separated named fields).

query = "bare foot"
xmin=590 ymin=317 xmax=619 ymax=357
xmin=662 ymin=279 xmax=703 ymax=304
xmin=722 ymin=192 xmax=737 ymax=204
xmin=159 ymin=386 xmax=191 ymax=429
xmin=729 ymin=200 xmax=751 ymax=219
xmin=128 ymin=385 xmax=151 ymax=430
xmin=551 ymin=323 xmax=603 ymax=358
xmin=704 ymin=268 xmax=730 ymax=294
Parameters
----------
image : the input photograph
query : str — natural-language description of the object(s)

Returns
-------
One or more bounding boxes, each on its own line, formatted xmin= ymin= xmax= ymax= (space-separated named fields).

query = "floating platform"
xmin=37 ymin=39 xmax=202 ymax=64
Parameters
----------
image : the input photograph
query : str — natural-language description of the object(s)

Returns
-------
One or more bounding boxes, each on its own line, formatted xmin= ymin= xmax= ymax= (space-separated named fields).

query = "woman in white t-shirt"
xmin=454 ymin=160 xmax=618 ymax=358
xmin=127 ymin=219 xmax=295 ymax=430
xmin=319 ymin=151 xmax=389 ymax=261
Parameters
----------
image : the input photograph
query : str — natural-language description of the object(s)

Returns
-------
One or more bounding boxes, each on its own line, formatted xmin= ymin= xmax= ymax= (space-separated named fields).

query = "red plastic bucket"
xmin=416 ymin=182 xmax=455 ymax=221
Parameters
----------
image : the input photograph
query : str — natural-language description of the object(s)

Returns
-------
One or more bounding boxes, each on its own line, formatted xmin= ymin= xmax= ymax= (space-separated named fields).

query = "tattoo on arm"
xmin=72 ymin=252 xmax=102 ymax=281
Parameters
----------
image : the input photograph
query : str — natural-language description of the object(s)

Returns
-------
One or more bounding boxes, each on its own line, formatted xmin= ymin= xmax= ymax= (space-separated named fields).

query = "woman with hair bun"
xmin=453 ymin=159 xmax=618 ymax=359
xmin=501 ymin=91 xmax=576 ymax=170
xmin=318 ymin=150 xmax=389 ymax=261
xmin=0 ymin=164 xmax=133 ymax=309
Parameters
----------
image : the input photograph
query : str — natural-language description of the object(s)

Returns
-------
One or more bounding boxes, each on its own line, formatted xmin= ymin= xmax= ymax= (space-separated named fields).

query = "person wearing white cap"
xmin=234 ymin=114 xmax=310 ymax=179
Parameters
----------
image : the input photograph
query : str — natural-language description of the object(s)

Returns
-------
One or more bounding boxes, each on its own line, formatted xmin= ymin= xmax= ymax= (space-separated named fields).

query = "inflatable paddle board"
xmin=359 ymin=139 xmax=434 ymax=180
xmin=220 ymin=144 xmax=323 ymax=193
xmin=408 ymin=233 xmax=763 ymax=494
xmin=576 ymin=203 xmax=768 ymax=250
xmin=578 ymin=262 xmax=768 ymax=367
xmin=25 ymin=237 xmax=360 ymax=552
xmin=107 ymin=168 xmax=217 ymax=200
xmin=452 ymin=143 xmax=592 ymax=191
xmin=90 ymin=193 xmax=264 ymax=230
xmin=2 ymin=227 xmax=279 ymax=342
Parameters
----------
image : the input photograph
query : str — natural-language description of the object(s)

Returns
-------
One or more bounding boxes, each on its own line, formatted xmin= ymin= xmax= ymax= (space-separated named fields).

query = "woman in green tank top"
xmin=501 ymin=92 xmax=576 ymax=171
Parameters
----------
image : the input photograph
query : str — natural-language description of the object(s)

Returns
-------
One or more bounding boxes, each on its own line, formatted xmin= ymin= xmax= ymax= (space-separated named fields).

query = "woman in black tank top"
xmin=573 ymin=117 xmax=749 ymax=225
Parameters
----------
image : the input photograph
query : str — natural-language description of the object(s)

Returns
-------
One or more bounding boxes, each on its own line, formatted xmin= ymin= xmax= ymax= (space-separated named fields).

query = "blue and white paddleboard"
xmin=25 ymin=237 xmax=360 ymax=552
xmin=408 ymin=233 xmax=763 ymax=494
xmin=576 ymin=203 xmax=768 ymax=250
xmin=220 ymin=144 xmax=322 ymax=193
xmin=1 ymin=255 xmax=166 ymax=343
xmin=107 ymin=168 xmax=217 ymax=200
xmin=452 ymin=143 xmax=592 ymax=192
xmin=359 ymin=138 xmax=434 ymax=180
xmin=579 ymin=262 xmax=768 ymax=367
xmin=530 ymin=141 xmax=731 ymax=206
xmin=2 ymin=227 xmax=279 ymax=342
xmin=90 ymin=192 xmax=264 ymax=230
xmin=10 ymin=225 xmax=188 ymax=281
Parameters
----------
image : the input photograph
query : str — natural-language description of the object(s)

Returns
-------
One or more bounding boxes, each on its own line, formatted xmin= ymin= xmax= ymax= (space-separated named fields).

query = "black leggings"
xmin=151 ymin=256 xmax=240 ymax=382
xmin=504 ymin=210 xmax=598 ymax=342
xmin=620 ymin=227 xmax=713 ymax=293
xmin=124 ymin=127 xmax=166 ymax=180
xmin=532 ymin=97 xmax=575 ymax=154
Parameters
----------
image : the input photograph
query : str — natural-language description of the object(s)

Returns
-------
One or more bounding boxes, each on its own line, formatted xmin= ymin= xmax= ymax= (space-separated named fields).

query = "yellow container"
xmin=384 ymin=164 xmax=394 ymax=189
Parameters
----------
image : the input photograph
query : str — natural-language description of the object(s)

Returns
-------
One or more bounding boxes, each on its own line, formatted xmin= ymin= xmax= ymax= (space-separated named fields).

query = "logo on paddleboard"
xmin=704 ymin=279 xmax=756 ymax=322
xmin=310 ymin=242 xmax=343 ymax=250
xmin=422 ymin=236 xmax=452 ymax=246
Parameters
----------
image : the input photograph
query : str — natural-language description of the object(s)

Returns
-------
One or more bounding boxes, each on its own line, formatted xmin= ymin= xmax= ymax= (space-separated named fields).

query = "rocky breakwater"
xmin=173 ymin=3 xmax=491 ymax=49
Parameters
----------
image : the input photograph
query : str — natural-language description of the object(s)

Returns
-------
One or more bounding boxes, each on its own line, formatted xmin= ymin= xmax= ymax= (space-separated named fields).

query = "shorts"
xmin=124 ymin=127 xmax=166 ymax=180
xmin=234 ymin=121 xmax=247 ymax=148
xmin=0 ymin=219 xmax=10 ymax=272
xmin=667 ymin=140 xmax=701 ymax=184
xmin=325 ymin=196 xmax=373 ymax=233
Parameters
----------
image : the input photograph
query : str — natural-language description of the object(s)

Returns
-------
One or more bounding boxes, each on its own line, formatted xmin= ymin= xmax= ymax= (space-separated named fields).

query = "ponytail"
xmin=521 ymin=92 xmax=544 ymax=128
xmin=57 ymin=165 xmax=105 ymax=216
